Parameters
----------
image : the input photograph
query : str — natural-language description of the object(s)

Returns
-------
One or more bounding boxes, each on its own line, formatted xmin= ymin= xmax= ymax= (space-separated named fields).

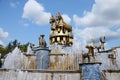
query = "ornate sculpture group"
xmin=82 ymin=36 xmax=106 ymax=63
xmin=49 ymin=13 xmax=73 ymax=46
xmin=37 ymin=12 xmax=118 ymax=66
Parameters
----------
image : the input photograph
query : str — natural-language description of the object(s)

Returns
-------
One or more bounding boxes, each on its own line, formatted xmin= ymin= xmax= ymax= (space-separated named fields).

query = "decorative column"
xmin=79 ymin=63 xmax=102 ymax=80
xmin=33 ymin=47 xmax=50 ymax=69
xmin=32 ymin=35 xmax=50 ymax=69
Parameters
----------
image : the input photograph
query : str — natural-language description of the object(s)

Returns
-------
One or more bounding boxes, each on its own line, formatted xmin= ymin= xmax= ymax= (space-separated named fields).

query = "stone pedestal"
xmin=79 ymin=62 xmax=102 ymax=80
xmin=33 ymin=47 xmax=50 ymax=69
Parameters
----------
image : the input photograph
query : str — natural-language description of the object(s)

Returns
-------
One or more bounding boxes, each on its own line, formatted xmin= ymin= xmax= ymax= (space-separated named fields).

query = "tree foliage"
xmin=0 ymin=40 xmax=34 ymax=58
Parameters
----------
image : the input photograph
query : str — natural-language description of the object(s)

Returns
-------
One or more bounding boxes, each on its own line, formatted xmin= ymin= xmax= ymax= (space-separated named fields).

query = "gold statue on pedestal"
xmin=86 ymin=45 xmax=96 ymax=56
xmin=56 ymin=13 xmax=72 ymax=33
xmin=50 ymin=16 xmax=57 ymax=31
xmin=82 ymin=45 xmax=96 ymax=63
xmin=96 ymin=36 xmax=106 ymax=52
xmin=49 ymin=12 xmax=73 ymax=46
xmin=108 ymin=48 xmax=116 ymax=65
xmin=39 ymin=35 xmax=47 ymax=48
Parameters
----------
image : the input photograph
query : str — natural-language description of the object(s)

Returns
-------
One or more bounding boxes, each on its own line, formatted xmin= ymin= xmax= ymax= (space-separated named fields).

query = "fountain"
xmin=1 ymin=13 xmax=120 ymax=80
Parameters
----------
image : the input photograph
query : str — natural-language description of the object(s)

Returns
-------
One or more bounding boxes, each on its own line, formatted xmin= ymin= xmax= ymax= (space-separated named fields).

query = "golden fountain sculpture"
xmin=49 ymin=13 xmax=73 ymax=46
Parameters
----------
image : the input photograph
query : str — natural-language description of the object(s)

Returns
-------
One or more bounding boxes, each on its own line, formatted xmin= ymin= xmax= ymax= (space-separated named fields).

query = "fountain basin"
xmin=0 ymin=68 xmax=81 ymax=80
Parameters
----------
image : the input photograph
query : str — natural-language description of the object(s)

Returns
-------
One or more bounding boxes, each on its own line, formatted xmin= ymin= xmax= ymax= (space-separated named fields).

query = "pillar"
xmin=33 ymin=47 xmax=50 ymax=69
xmin=79 ymin=63 xmax=102 ymax=80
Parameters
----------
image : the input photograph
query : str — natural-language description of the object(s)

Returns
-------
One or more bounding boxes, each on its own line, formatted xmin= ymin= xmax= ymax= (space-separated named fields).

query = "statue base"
xmin=33 ymin=47 xmax=50 ymax=69
xmin=79 ymin=62 xmax=102 ymax=80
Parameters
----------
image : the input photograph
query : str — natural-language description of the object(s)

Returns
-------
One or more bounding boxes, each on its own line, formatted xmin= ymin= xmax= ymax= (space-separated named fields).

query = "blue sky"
xmin=0 ymin=0 xmax=120 ymax=50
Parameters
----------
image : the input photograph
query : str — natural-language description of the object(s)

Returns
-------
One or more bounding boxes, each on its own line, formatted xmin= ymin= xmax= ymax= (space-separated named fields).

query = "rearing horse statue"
xmin=56 ymin=13 xmax=72 ymax=32
xmin=49 ymin=16 xmax=58 ymax=30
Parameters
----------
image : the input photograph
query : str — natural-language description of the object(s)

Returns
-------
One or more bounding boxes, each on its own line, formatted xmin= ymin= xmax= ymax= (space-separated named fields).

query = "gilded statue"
xmin=82 ymin=45 xmax=96 ymax=63
xmin=86 ymin=45 xmax=96 ymax=56
xmin=56 ymin=12 xmax=72 ymax=33
xmin=108 ymin=48 xmax=117 ymax=65
xmin=49 ymin=16 xmax=57 ymax=30
xmin=49 ymin=12 xmax=73 ymax=46
xmin=39 ymin=35 xmax=47 ymax=48
xmin=97 ymin=36 xmax=105 ymax=52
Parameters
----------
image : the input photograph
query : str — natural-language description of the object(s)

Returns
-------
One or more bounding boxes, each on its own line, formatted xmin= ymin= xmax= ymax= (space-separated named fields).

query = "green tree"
xmin=0 ymin=40 xmax=35 ymax=58
xmin=0 ymin=44 xmax=5 ymax=58
xmin=19 ymin=42 xmax=29 ymax=52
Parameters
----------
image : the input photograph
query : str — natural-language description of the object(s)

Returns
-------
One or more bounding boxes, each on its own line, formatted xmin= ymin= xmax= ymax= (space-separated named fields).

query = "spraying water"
xmin=3 ymin=47 xmax=29 ymax=69
xmin=26 ymin=44 xmax=33 ymax=54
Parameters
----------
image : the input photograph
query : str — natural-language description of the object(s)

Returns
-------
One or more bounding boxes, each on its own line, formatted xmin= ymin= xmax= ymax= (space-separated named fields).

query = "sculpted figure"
xmin=49 ymin=16 xmax=57 ymax=30
xmin=97 ymin=36 xmax=105 ymax=52
xmin=56 ymin=12 xmax=72 ymax=33
xmin=108 ymin=48 xmax=117 ymax=65
xmin=82 ymin=52 xmax=90 ymax=63
xmin=39 ymin=35 xmax=47 ymax=48
xmin=82 ymin=45 xmax=96 ymax=63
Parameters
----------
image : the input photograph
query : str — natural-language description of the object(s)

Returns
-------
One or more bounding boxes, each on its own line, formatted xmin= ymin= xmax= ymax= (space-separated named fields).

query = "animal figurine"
xmin=82 ymin=45 xmax=96 ymax=63
xmin=49 ymin=16 xmax=57 ymax=31
xmin=97 ymin=36 xmax=106 ymax=52
xmin=56 ymin=12 xmax=72 ymax=33
xmin=82 ymin=52 xmax=90 ymax=63
xmin=39 ymin=35 xmax=47 ymax=48
xmin=108 ymin=48 xmax=117 ymax=65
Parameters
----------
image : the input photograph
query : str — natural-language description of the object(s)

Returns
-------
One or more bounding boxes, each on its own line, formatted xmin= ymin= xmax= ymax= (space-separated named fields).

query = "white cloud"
xmin=62 ymin=14 xmax=71 ymax=24
xmin=73 ymin=0 xmax=120 ymax=27
xmin=0 ymin=28 xmax=9 ymax=45
xmin=73 ymin=27 xmax=120 ymax=48
xmin=10 ymin=2 xmax=19 ymax=8
xmin=0 ymin=28 xmax=8 ymax=39
xmin=0 ymin=41 xmax=4 ymax=46
xmin=73 ymin=0 xmax=120 ymax=49
xmin=23 ymin=23 xmax=29 ymax=27
xmin=22 ymin=0 xmax=51 ymax=25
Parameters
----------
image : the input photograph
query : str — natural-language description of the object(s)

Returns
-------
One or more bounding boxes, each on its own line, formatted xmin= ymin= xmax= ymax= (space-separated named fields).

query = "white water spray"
xmin=3 ymin=47 xmax=29 ymax=69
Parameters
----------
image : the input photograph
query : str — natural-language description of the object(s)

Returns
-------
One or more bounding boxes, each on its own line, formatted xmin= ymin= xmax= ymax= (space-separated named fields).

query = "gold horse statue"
xmin=56 ymin=12 xmax=72 ymax=33
xmin=49 ymin=16 xmax=58 ymax=30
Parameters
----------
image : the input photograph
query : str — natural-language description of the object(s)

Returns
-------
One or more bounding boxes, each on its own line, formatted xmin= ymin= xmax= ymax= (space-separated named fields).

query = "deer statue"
xmin=39 ymin=35 xmax=47 ymax=48
xmin=97 ymin=36 xmax=106 ymax=52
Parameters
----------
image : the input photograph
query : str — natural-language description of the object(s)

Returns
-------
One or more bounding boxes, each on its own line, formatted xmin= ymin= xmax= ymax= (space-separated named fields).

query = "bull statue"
xmin=82 ymin=45 xmax=96 ymax=63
